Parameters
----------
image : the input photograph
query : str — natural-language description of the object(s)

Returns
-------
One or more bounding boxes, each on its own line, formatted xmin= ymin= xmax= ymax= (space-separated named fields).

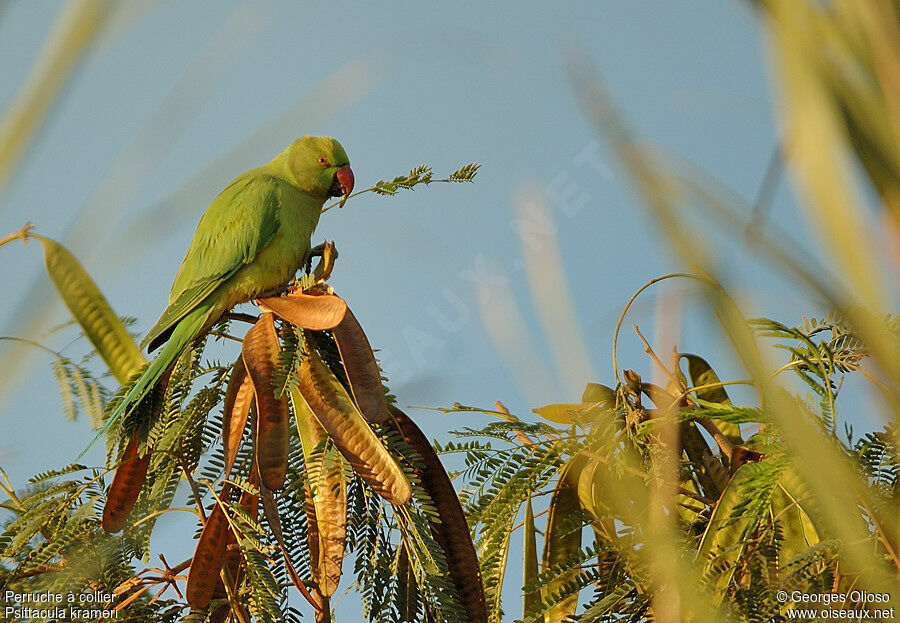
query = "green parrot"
xmin=94 ymin=136 xmax=353 ymax=446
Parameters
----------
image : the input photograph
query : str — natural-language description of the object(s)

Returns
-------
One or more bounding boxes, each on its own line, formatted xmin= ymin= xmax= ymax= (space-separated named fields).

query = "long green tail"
xmin=81 ymin=304 xmax=214 ymax=457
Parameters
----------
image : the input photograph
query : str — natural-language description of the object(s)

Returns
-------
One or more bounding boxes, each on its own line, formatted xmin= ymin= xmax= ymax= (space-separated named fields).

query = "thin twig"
xmin=0 ymin=222 xmax=34 ymax=248
xmin=633 ymin=324 xmax=679 ymax=387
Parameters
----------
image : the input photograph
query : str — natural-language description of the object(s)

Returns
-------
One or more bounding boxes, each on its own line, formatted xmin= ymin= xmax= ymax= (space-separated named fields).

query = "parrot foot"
xmin=305 ymin=243 xmax=327 ymax=274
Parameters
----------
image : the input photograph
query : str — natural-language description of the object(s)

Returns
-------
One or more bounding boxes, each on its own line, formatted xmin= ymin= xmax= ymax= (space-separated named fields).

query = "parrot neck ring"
xmin=330 ymin=165 xmax=355 ymax=208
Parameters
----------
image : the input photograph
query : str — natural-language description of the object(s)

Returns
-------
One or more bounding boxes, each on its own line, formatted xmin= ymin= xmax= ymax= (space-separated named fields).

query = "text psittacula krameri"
xmin=94 ymin=136 xmax=353 ymax=446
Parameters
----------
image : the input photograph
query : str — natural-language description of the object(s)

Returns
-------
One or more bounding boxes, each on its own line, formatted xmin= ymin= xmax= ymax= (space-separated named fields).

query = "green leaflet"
xmin=696 ymin=462 xmax=777 ymax=597
xmin=296 ymin=341 xmax=411 ymax=505
xmin=290 ymin=387 xmax=347 ymax=598
xmin=36 ymin=235 xmax=145 ymax=383
xmin=541 ymin=455 xmax=585 ymax=622
xmin=680 ymin=353 xmax=743 ymax=445
xmin=695 ymin=461 xmax=820 ymax=601
xmin=523 ymin=498 xmax=540 ymax=620
xmin=771 ymin=469 xmax=821 ymax=563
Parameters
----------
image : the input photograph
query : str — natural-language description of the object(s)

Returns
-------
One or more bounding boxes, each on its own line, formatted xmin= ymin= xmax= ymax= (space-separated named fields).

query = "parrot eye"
xmin=317 ymin=156 xmax=329 ymax=166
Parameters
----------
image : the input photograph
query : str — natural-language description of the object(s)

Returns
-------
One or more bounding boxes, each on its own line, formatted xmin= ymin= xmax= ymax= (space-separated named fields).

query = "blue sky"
xmin=0 ymin=0 xmax=870 ymax=619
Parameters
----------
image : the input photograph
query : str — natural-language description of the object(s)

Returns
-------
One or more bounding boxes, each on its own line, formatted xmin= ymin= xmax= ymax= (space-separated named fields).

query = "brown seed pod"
xmin=258 ymin=291 xmax=347 ymax=330
xmin=186 ymin=491 xmax=232 ymax=610
xmin=101 ymin=433 xmax=151 ymax=533
xmin=296 ymin=346 xmax=411 ymax=505
xmin=390 ymin=406 xmax=487 ymax=622
xmin=332 ymin=307 xmax=390 ymax=424
xmin=222 ymin=357 xmax=254 ymax=479
xmin=293 ymin=391 xmax=347 ymax=597
xmin=242 ymin=313 xmax=289 ymax=491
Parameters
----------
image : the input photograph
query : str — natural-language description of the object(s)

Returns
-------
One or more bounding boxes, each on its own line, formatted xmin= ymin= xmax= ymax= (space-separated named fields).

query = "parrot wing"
xmin=142 ymin=174 xmax=283 ymax=352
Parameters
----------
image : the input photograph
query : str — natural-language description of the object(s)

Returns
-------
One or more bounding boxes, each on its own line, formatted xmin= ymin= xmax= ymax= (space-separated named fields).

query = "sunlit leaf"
xmin=541 ymin=455 xmax=584 ymax=621
xmin=522 ymin=498 xmax=539 ymax=619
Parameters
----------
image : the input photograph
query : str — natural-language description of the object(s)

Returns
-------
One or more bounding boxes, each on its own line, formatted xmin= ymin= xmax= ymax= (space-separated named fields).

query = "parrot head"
xmin=286 ymin=136 xmax=354 ymax=207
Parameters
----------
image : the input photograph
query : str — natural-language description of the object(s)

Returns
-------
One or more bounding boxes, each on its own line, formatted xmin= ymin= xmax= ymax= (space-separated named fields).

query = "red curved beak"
xmin=336 ymin=165 xmax=354 ymax=208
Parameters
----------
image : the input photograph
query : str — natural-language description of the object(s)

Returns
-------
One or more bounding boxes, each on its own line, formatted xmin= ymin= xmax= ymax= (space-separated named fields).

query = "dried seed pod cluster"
xmin=97 ymin=264 xmax=483 ymax=618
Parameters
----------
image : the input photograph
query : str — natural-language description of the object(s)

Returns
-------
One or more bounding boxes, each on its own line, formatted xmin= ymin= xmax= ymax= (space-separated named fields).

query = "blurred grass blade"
xmin=222 ymin=356 xmax=253 ymax=479
xmin=766 ymin=0 xmax=899 ymax=382
xmin=242 ymin=312 xmax=289 ymax=491
xmin=390 ymin=405 xmax=488 ymax=623
xmin=473 ymin=259 xmax=559 ymax=404
xmin=259 ymin=292 xmax=347 ymax=331
xmin=523 ymin=498 xmax=540 ymax=620
xmin=297 ymin=344 xmax=411 ymax=505
xmin=332 ymin=307 xmax=391 ymax=424
xmin=0 ymin=0 xmax=111 ymax=196
xmin=35 ymin=234 xmax=145 ymax=383
xmin=515 ymin=183 xmax=596 ymax=397
xmin=292 ymin=388 xmax=346 ymax=598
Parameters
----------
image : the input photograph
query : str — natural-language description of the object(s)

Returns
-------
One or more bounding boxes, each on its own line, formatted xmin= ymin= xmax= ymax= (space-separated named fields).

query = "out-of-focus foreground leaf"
xmin=35 ymin=234 xmax=145 ymax=383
